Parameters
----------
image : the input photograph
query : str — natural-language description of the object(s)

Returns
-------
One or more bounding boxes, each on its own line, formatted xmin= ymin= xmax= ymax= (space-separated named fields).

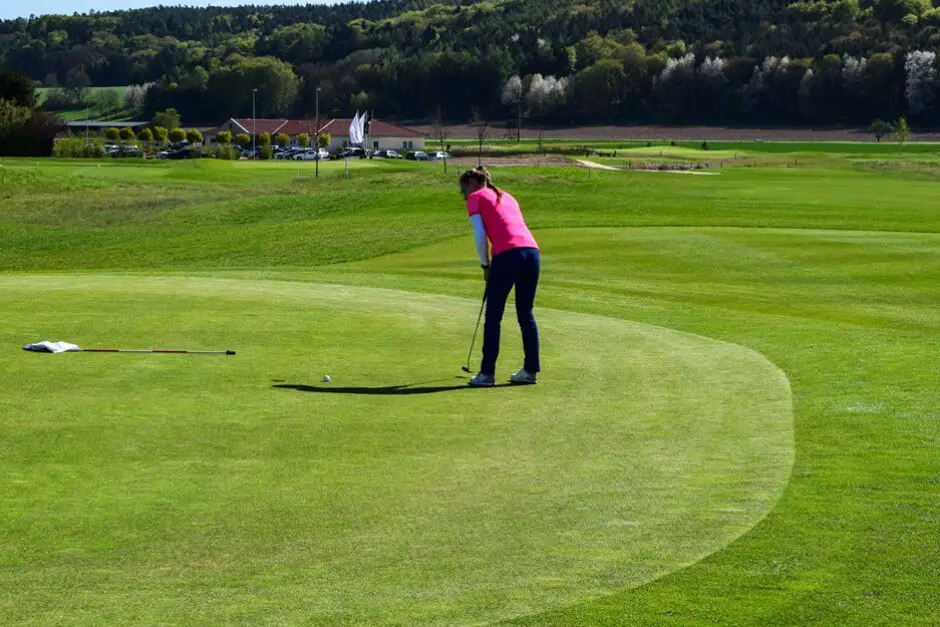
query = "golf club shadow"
xmin=273 ymin=378 xmax=512 ymax=395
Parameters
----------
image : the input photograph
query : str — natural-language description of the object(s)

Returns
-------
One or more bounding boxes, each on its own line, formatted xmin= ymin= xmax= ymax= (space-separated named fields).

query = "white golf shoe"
xmin=509 ymin=368 xmax=538 ymax=385
xmin=468 ymin=372 xmax=495 ymax=387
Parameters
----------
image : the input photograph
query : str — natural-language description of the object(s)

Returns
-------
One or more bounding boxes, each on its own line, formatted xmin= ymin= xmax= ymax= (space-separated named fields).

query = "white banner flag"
xmin=349 ymin=111 xmax=362 ymax=145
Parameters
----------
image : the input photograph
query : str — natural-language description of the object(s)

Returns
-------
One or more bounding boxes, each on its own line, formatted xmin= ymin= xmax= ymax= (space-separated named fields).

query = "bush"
xmin=0 ymin=100 xmax=63 ymax=157
xmin=318 ymin=133 xmax=331 ymax=148
xmin=258 ymin=132 xmax=272 ymax=147
xmin=105 ymin=127 xmax=120 ymax=141
xmin=702 ymin=140 xmax=710 ymax=150
xmin=168 ymin=128 xmax=186 ymax=143
xmin=234 ymin=132 xmax=251 ymax=148
xmin=186 ymin=129 xmax=204 ymax=144
xmin=138 ymin=127 xmax=153 ymax=142
xmin=259 ymin=145 xmax=274 ymax=160
xmin=152 ymin=126 xmax=168 ymax=143
xmin=153 ymin=108 xmax=181 ymax=131
xmin=297 ymin=132 xmax=310 ymax=147
xmin=83 ymin=142 xmax=107 ymax=158
xmin=53 ymin=138 xmax=86 ymax=158
xmin=212 ymin=144 xmax=240 ymax=160
xmin=275 ymin=132 xmax=290 ymax=146
xmin=119 ymin=127 xmax=135 ymax=141
xmin=216 ymin=130 xmax=232 ymax=144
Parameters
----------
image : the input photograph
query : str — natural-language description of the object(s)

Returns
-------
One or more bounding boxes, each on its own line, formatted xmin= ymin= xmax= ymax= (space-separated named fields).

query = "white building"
xmin=318 ymin=118 xmax=425 ymax=152
xmin=216 ymin=118 xmax=425 ymax=152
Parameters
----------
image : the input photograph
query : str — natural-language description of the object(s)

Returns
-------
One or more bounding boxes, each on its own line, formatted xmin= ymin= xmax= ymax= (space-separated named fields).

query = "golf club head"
xmin=461 ymin=366 xmax=472 ymax=373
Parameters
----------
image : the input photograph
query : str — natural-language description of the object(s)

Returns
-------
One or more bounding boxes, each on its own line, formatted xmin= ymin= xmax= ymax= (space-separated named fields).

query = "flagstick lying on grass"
xmin=23 ymin=341 xmax=235 ymax=355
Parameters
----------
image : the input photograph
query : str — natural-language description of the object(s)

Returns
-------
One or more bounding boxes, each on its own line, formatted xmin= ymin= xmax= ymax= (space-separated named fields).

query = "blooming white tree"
xmin=699 ymin=56 xmax=727 ymax=79
xmin=502 ymin=74 xmax=524 ymax=141
xmin=501 ymin=75 xmax=523 ymax=107
xmin=763 ymin=56 xmax=791 ymax=75
xmin=905 ymin=51 xmax=937 ymax=115
xmin=658 ymin=53 xmax=695 ymax=84
xmin=741 ymin=64 xmax=765 ymax=113
xmin=548 ymin=76 xmax=569 ymax=112
xmin=526 ymin=73 xmax=548 ymax=115
xmin=124 ymin=82 xmax=156 ymax=112
xmin=798 ymin=69 xmax=815 ymax=116
xmin=842 ymin=54 xmax=867 ymax=86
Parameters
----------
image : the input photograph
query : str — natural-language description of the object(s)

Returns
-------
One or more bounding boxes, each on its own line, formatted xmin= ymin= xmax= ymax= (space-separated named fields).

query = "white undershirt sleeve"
xmin=470 ymin=214 xmax=490 ymax=266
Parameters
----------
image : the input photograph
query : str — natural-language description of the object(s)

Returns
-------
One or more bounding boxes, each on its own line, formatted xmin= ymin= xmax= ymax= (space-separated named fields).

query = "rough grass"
xmin=0 ymin=148 xmax=938 ymax=624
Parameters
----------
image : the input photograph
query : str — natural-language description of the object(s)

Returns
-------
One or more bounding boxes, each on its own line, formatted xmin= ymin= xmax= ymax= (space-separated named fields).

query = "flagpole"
xmin=347 ymin=111 xmax=359 ymax=178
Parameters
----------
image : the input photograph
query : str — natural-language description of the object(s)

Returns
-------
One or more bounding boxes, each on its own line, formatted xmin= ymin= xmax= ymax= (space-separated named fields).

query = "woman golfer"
xmin=460 ymin=166 xmax=540 ymax=387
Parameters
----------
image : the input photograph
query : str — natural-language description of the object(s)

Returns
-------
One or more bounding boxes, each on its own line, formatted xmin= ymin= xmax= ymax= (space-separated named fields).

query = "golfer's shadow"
xmin=273 ymin=378 xmax=509 ymax=395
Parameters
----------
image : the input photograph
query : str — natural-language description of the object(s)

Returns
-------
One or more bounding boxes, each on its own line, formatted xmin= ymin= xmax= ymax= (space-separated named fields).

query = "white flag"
xmin=349 ymin=111 xmax=362 ymax=145
xmin=358 ymin=111 xmax=368 ymax=145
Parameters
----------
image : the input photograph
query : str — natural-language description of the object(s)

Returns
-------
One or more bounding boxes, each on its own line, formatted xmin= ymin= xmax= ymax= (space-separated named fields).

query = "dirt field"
xmin=411 ymin=124 xmax=940 ymax=142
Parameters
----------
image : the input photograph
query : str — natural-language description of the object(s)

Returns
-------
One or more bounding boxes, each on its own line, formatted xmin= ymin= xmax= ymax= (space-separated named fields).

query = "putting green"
xmin=0 ymin=275 xmax=793 ymax=625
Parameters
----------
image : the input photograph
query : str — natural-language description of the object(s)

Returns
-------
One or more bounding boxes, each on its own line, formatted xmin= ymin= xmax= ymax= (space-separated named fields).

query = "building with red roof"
xmin=217 ymin=118 xmax=425 ymax=152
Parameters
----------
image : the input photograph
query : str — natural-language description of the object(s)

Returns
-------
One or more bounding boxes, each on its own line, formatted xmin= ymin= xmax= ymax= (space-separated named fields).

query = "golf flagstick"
xmin=81 ymin=348 xmax=236 ymax=355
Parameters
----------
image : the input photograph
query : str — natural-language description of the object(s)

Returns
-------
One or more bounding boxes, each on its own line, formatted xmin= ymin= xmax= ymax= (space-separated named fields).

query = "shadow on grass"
xmin=273 ymin=378 xmax=513 ymax=395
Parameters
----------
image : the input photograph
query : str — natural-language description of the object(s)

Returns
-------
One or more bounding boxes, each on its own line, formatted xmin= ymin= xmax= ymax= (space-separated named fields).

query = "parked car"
xmin=336 ymin=147 xmax=367 ymax=159
xmin=406 ymin=151 xmax=431 ymax=161
xmin=274 ymin=146 xmax=304 ymax=159
xmin=430 ymin=151 xmax=452 ymax=160
xmin=161 ymin=147 xmax=192 ymax=160
xmin=375 ymin=149 xmax=403 ymax=159
xmin=294 ymin=148 xmax=329 ymax=161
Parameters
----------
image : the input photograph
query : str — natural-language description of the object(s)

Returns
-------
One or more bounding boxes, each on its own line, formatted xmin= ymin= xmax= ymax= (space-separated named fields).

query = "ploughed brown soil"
xmin=411 ymin=124 xmax=940 ymax=142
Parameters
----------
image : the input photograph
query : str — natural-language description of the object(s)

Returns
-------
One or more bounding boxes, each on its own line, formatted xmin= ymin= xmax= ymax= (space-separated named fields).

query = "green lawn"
xmin=36 ymin=86 xmax=134 ymax=122
xmin=0 ymin=152 xmax=937 ymax=624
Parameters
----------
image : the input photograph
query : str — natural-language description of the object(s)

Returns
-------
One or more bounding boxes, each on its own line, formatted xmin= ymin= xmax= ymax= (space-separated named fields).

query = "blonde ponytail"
xmin=460 ymin=166 xmax=503 ymax=204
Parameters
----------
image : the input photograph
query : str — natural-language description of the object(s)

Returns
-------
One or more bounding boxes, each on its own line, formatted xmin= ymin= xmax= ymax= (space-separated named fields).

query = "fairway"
xmin=1 ymin=153 xmax=937 ymax=624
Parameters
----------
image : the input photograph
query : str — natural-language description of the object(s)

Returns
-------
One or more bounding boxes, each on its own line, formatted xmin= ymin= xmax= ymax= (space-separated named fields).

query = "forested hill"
xmin=2 ymin=0 xmax=940 ymax=126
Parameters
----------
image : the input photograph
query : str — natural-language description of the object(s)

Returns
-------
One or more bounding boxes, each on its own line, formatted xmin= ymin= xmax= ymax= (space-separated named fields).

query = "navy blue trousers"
xmin=481 ymin=247 xmax=541 ymax=376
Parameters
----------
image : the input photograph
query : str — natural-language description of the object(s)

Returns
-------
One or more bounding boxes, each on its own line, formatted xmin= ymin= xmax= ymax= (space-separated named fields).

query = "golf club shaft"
xmin=81 ymin=349 xmax=236 ymax=355
xmin=464 ymin=291 xmax=486 ymax=370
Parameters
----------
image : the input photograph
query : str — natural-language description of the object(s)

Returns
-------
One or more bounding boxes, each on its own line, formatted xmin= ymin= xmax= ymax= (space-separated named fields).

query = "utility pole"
xmin=315 ymin=86 xmax=321 ymax=178
xmin=252 ymin=88 xmax=258 ymax=158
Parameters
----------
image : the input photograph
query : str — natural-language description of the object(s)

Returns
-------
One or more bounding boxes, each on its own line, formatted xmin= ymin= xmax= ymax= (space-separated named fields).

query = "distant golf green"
xmin=0 ymin=151 xmax=937 ymax=624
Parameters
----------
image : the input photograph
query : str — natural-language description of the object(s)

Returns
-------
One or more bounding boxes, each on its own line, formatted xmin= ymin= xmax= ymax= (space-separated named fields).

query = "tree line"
xmin=2 ymin=0 xmax=940 ymax=126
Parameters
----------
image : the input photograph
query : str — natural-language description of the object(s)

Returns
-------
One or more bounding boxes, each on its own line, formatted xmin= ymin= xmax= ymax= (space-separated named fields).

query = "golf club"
xmin=81 ymin=348 xmax=236 ymax=355
xmin=461 ymin=290 xmax=487 ymax=373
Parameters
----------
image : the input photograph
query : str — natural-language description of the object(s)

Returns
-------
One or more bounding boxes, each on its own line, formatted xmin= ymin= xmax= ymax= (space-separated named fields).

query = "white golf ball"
xmin=323 ymin=374 xmax=331 ymax=383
